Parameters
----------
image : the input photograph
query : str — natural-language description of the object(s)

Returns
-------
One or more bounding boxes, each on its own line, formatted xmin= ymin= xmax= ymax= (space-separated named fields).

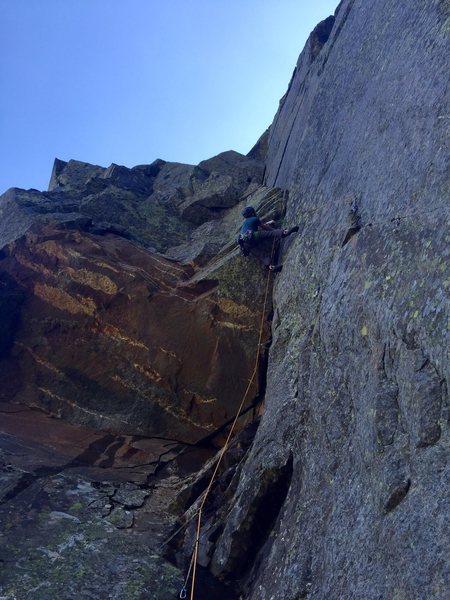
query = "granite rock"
xmin=0 ymin=149 xmax=286 ymax=443
xmin=179 ymin=1 xmax=450 ymax=598
xmin=1 ymin=1 xmax=448 ymax=597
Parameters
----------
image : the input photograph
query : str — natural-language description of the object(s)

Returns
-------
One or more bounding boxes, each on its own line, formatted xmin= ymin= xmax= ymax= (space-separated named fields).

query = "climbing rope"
xmin=186 ymin=241 xmax=276 ymax=600
xmin=177 ymin=193 xmax=445 ymax=595
xmin=158 ymin=506 xmax=202 ymax=553
xmin=179 ymin=550 xmax=196 ymax=599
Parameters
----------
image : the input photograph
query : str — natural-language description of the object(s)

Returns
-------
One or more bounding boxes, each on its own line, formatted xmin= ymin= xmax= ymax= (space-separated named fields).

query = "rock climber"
xmin=237 ymin=206 xmax=299 ymax=272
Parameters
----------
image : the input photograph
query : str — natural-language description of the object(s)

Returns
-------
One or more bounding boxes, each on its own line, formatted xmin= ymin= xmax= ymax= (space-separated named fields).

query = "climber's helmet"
xmin=242 ymin=206 xmax=256 ymax=218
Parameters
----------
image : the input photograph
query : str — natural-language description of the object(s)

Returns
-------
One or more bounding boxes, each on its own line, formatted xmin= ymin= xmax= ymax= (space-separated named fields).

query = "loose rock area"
xmin=0 ymin=401 xmax=217 ymax=599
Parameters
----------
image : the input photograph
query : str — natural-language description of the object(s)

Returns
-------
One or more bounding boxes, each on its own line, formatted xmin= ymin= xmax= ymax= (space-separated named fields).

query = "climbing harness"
xmin=183 ymin=240 xmax=276 ymax=600
xmin=237 ymin=230 xmax=254 ymax=256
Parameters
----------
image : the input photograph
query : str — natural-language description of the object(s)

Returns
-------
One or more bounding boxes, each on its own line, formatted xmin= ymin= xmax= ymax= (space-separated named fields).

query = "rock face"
xmin=0 ymin=400 xmax=207 ymax=599
xmin=1 ymin=1 xmax=449 ymax=598
xmin=179 ymin=1 xmax=449 ymax=599
xmin=0 ymin=151 xmax=285 ymax=443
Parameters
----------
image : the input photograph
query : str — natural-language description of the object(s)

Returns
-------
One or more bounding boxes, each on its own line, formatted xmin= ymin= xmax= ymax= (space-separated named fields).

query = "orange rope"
xmin=189 ymin=254 xmax=274 ymax=599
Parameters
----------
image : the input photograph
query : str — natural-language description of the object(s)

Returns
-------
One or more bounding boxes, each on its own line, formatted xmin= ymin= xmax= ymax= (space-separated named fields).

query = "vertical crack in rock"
xmin=235 ymin=456 xmax=294 ymax=576
xmin=209 ymin=455 xmax=294 ymax=580
xmin=268 ymin=14 xmax=337 ymax=187
xmin=317 ymin=0 xmax=356 ymax=74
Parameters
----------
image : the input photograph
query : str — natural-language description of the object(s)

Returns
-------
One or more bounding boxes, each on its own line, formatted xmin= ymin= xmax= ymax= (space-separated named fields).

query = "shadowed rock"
xmin=0 ymin=149 xmax=286 ymax=443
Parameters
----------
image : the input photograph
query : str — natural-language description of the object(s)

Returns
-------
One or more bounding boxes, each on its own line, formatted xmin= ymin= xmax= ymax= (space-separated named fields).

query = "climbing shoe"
xmin=268 ymin=264 xmax=283 ymax=273
xmin=282 ymin=225 xmax=299 ymax=237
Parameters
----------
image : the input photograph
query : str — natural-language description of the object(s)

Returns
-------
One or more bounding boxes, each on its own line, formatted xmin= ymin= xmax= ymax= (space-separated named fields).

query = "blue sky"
xmin=1 ymin=0 xmax=338 ymax=193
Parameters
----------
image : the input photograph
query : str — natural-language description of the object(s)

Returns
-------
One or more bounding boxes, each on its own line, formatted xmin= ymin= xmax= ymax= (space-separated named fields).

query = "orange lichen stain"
xmin=110 ymin=263 xmax=136 ymax=279
xmin=94 ymin=261 xmax=121 ymax=274
xmin=78 ymin=296 xmax=97 ymax=312
xmin=33 ymin=283 xmax=96 ymax=316
xmin=35 ymin=240 xmax=69 ymax=262
xmin=64 ymin=267 xmax=118 ymax=294
xmin=134 ymin=363 xmax=163 ymax=383
xmin=100 ymin=324 xmax=149 ymax=350
xmin=15 ymin=254 xmax=55 ymax=277
xmin=215 ymin=297 xmax=257 ymax=319
xmin=216 ymin=320 xmax=253 ymax=331
xmin=15 ymin=342 xmax=64 ymax=376
xmin=65 ymin=248 xmax=83 ymax=259
xmin=158 ymin=346 xmax=178 ymax=359
xmin=72 ymin=232 xmax=102 ymax=250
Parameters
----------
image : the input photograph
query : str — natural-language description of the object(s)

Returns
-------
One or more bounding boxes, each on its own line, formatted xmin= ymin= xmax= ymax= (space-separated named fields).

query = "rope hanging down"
xmin=187 ymin=241 xmax=275 ymax=600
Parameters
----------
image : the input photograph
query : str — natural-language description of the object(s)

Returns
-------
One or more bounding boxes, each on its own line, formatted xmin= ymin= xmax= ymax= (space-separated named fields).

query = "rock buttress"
xmin=200 ymin=1 xmax=449 ymax=598
xmin=0 ymin=150 xmax=286 ymax=444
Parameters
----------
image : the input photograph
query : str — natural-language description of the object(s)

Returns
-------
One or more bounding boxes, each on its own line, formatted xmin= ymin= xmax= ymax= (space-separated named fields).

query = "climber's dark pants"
xmin=250 ymin=229 xmax=284 ymax=266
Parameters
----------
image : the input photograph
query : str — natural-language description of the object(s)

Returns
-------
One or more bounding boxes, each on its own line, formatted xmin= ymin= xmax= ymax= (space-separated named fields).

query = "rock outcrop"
xmin=0 ymin=151 xmax=285 ymax=443
xmin=177 ymin=1 xmax=450 ymax=599
xmin=0 ymin=399 xmax=207 ymax=599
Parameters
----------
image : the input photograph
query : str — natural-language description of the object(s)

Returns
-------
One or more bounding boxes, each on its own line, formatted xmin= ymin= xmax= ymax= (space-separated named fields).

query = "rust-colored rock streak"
xmin=0 ymin=224 xmax=266 ymax=443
